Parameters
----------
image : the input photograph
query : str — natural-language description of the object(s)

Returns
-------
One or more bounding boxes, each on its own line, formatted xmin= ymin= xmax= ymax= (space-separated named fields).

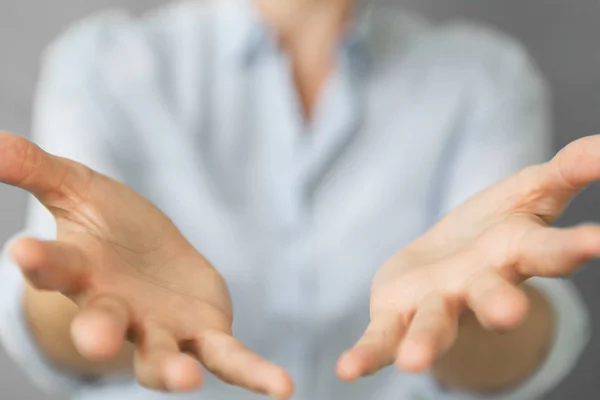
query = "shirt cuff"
xmin=411 ymin=277 xmax=591 ymax=400
xmin=0 ymin=231 xmax=90 ymax=396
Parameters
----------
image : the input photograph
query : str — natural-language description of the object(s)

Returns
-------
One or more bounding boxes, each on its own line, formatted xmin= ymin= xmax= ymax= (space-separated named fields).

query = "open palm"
xmin=338 ymin=134 xmax=600 ymax=381
xmin=0 ymin=132 xmax=292 ymax=398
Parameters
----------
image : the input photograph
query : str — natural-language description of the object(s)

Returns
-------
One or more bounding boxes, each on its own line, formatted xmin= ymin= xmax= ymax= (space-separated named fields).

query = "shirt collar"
xmin=219 ymin=0 xmax=264 ymax=62
xmin=341 ymin=1 xmax=374 ymax=76
xmin=222 ymin=0 xmax=374 ymax=74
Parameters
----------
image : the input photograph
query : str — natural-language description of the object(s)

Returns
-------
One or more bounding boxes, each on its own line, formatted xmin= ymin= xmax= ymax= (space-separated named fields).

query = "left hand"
xmin=336 ymin=134 xmax=600 ymax=381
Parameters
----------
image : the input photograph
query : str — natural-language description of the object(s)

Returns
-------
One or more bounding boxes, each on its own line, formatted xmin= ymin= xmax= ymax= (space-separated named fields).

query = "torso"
xmin=47 ymin=1 xmax=536 ymax=398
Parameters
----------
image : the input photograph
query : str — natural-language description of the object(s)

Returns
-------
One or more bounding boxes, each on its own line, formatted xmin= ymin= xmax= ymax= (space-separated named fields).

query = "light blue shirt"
xmin=0 ymin=1 xmax=590 ymax=399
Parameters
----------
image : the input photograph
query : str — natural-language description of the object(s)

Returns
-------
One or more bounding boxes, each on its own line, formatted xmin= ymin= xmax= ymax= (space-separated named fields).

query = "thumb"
xmin=451 ymin=134 xmax=600 ymax=226
xmin=9 ymin=237 xmax=88 ymax=293
xmin=515 ymin=134 xmax=600 ymax=222
xmin=0 ymin=131 xmax=92 ymax=207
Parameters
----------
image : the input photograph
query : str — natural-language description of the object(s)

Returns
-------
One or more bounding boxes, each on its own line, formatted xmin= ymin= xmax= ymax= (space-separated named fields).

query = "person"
xmin=0 ymin=0 xmax=594 ymax=399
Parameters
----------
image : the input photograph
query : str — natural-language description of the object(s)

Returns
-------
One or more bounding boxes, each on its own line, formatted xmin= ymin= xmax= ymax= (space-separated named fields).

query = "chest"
xmin=108 ymin=44 xmax=469 ymax=296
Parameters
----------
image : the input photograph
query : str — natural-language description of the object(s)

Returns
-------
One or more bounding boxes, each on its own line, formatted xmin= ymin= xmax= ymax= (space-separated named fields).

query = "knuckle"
xmin=513 ymin=164 xmax=561 ymax=218
xmin=8 ymin=137 xmax=39 ymax=186
xmin=44 ymin=160 xmax=94 ymax=211
xmin=85 ymin=294 xmax=129 ymax=319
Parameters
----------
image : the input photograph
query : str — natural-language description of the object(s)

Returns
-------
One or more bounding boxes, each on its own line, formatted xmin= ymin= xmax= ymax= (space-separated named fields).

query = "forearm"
xmin=432 ymin=283 xmax=553 ymax=393
xmin=24 ymin=283 xmax=134 ymax=377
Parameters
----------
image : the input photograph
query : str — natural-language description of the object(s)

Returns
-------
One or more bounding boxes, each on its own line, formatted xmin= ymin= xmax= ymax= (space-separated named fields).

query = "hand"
xmin=337 ymin=134 xmax=600 ymax=381
xmin=0 ymin=132 xmax=293 ymax=399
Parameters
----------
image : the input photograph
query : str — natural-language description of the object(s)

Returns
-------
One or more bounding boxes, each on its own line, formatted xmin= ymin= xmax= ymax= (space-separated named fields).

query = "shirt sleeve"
xmin=423 ymin=28 xmax=592 ymax=400
xmin=0 ymin=10 xmax=132 ymax=397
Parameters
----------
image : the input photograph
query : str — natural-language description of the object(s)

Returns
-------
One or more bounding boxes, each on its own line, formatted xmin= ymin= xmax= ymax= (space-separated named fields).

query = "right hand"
xmin=0 ymin=132 xmax=294 ymax=399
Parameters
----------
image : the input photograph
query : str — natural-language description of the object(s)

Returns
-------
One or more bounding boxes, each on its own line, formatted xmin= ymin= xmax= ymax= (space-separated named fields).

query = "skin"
xmin=336 ymin=138 xmax=599 ymax=389
xmin=5 ymin=135 xmax=293 ymax=398
xmin=261 ymin=1 xmax=560 ymax=392
xmin=255 ymin=0 xmax=352 ymax=118
xmin=432 ymin=286 xmax=552 ymax=392
xmin=6 ymin=130 xmax=598 ymax=399
xmin=1 ymin=0 xmax=597 ymax=398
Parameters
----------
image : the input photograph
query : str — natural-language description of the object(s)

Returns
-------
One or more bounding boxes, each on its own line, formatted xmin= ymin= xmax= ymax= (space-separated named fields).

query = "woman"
xmin=0 ymin=0 xmax=593 ymax=399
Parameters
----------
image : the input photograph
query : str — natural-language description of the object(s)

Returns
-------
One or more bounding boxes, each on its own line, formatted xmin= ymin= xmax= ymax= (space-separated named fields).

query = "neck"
xmin=253 ymin=0 xmax=354 ymax=45
xmin=252 ymin=0 xmax=355 ymax=121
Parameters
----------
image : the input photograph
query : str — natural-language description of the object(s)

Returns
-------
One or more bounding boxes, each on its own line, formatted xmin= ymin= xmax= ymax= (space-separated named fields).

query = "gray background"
xmin=0 ymin=0 xmax=599 ymax=399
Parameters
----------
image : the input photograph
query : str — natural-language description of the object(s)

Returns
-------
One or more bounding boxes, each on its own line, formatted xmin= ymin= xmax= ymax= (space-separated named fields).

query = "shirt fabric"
xmin=0 ymin=0 xmax=591 ymax=399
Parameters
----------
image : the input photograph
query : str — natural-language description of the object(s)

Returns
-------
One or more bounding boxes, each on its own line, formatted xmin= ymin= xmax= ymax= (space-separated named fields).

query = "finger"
xmin=134 ymin=324 xmax=203 ymax=392
xmin=9 ymin=237 xmax=87 ymax=293
xmin=71 ymin=295 xmax=130 ymax=361
xmin=396 ymin=295 xmax=459 ymax=373
xmin=445 ymin=135 xmax=600 ymax=228
xmin=337 ymin=311 xmax=404 ymax=382
xmin=464 ymin=273 xmax=529 ymax=331
xmin=519 ymin=135 xmax=600 ymax=221
xmin=194 ymin=330 xmax=293 ymax=399
xmin=0 ymin=131 xmax=91 ymax=206
xmin=515 ymin=224 xmax=600 ymax=277
xmin=546 ymin=135 xmax=600 ymax=196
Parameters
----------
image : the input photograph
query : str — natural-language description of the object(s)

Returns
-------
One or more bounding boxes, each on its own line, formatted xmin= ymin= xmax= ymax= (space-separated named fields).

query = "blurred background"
xmin=0 ymin=0 xmax=599 ymax=398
